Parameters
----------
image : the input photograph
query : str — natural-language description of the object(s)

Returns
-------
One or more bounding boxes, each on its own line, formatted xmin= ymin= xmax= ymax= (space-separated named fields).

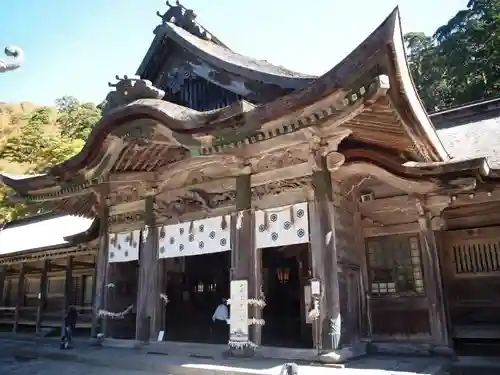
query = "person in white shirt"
xmin=211 ymin=298 xmax=229 ymax=343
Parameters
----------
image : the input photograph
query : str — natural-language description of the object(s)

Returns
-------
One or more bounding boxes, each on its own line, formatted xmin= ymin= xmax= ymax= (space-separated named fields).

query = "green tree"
xmin=0 ymin=96 xmax=101 ymax=223
xmin=56 ymin=95 xmax=101 ymax=140
xmin=405 ymin=0 xmax=500 ymax=110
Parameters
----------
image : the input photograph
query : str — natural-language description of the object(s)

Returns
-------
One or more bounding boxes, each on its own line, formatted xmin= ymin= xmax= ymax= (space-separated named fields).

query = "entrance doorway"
xmin=261 ymin=244 xmax=312 ymax=348
xmin=107 ymin=260 xmax=138 ymax=339
xmin=165 ymin=251 xmax=230 ymax=343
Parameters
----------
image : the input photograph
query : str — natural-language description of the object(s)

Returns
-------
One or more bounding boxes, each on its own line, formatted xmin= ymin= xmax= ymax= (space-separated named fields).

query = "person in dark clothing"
xmin=60 ymin=306 xmax=77 ymax=349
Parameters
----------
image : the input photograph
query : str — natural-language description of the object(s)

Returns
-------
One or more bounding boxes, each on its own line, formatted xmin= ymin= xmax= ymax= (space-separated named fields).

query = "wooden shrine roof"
xmin=0 ymin=8 xmax=494 ymax=218
xmin=0 ymin=212 xmax=98 ymax=261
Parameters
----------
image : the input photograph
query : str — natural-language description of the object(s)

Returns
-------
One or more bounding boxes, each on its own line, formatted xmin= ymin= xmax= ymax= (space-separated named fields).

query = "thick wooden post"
xmin=92 ymin=194 xmax=110 ymax=337
xmin=155 ymin=258 xmax=166 ymax=336
xmin=0 ymin=266 xmax=5 ymax=305
xmin=418 ymin=211 xmax=449 ymax=346
xmin=309 ymin=158 xmax=341 ymax=351
xmin=13 ymin=263 xmax=25 ymax=333
xmin=136 ymin=195 xmax=159 ymax=341
xmin=352 ymin=188 xmax=371 ymax=337
xmin=64 ymin=256 xmax=73 ymax=313
xmin=90 ymin=254 xmax=98 ymax=337
xmin=104 ymin=263 xmax=118 ymax=337
xmin=36 ymin=260 xmax=49 ymax=334
xmin=231 ymin=174 xmax=260 ymax=345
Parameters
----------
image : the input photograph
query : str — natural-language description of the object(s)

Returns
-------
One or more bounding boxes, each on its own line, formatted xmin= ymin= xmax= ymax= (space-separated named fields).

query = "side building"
xmin=1 ymin=3 xmax=500 ymax=357
xmin=0 ymin=212 xmax=98 ymax=334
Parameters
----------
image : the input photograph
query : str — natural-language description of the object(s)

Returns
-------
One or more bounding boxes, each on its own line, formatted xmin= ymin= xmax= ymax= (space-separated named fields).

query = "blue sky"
xmin=0 ymin=0 xmax=466 ymax=106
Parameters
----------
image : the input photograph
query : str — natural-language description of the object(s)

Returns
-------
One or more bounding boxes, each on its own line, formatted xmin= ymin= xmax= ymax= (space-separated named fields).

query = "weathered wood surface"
xmin=63 ymin=256 xmax=73 ymax=314
xmin=35 ymin=260 xmax=49 ymax=334
xmin=0 ymin=266 xmax=5 ymax=306
xmin=13 ymin=263 xmax=25 ymax=333
xmin=230 ymin=174 xmax=261 ymax=345
xmin=352 ymin=188 xmax=371 ymax=337
xmin=440 ymin=226 xmax=500 ymax=339
xmin=418 ymin=211 xmax=448 ymax=346
xmin=92 ymin=194 xmax=110 ymax=337
xmin=136 ymin=196 xmax=159 ymax=341
xmin=309 ymin=159 xmax=342 ymax=350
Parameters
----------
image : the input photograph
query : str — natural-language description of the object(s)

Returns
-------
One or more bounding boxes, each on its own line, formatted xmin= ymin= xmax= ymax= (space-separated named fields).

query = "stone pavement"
xmin=0 ymin=356 xmax=157 ymax=375
xmin=0 ymin=336 xmax=450 ymax=375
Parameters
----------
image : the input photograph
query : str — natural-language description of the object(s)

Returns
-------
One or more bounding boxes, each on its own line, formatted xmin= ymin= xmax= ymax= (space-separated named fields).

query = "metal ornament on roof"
xmin=156 ymin=1 xmax=212 ymax=41
xmin=0 ymin=46 xmax=23 ymax=73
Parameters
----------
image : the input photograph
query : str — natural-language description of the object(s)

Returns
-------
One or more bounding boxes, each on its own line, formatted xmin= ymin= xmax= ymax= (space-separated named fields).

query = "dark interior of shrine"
xmin=108 ymin=261 xmax=138 ymax=339
xmin=261 ymin=244 xmax=313 ymax=348
xmin=165 ymin=251 xmax=230 ymax=343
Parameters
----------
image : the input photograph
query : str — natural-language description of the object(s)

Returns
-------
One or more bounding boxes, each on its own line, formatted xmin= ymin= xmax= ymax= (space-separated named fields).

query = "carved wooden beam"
xmin=335 ymin=162 xmax=477 ymax=195
xmin=360 ymin=195 xmax=450 ymax=216
xmin=108 ymin=172 xmax=158 ymax=184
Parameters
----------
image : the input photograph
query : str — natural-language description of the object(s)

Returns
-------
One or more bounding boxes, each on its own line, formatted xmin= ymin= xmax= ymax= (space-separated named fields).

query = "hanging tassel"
xmin=159 ymin=226 xmax=166 ymax=239
xmin=189 ymin=221 xmax=194 ymax=234
xmin=289 ymin=205 xmax=295 ymax=225
xmin=221 ymin=215 xmax=228 ymax=230
xmin=129 ymin=231 xmax=134 ymax=246
xmin=263 ymin=211 xmax=269 ymax=230
xmin=236 ymin=211 xmax=243 ymax=230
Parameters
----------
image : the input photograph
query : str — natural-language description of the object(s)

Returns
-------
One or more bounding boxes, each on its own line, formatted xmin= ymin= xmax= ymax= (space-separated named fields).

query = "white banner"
xmin=229 ymin=279 xmax=249 ymax=345
xmin=254 ymin=202 xmax=309 ymax=249
xmin=108 ymin=230 xmax=141 ymax=263
xmin=158 ymin=215 xmax=231 ymax=259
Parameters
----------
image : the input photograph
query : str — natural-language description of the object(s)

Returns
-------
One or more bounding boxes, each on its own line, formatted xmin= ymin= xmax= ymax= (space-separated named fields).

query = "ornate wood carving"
xmin=251 ymin=147 xmax=309 ymax=173
xmin=251 ymin=176 xmax=312 ymax=200
xmin=155 ymin=189 xmax=236 ymax=218
xmin=108 ymin=211 xmax=145 ymax=226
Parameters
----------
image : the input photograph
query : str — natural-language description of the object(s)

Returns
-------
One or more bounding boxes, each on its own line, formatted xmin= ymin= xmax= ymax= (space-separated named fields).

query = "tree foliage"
xmin=0 ymin=96 xmax=101 ymax=223
xmin=405 ymin=0 xmax=500 ymax=111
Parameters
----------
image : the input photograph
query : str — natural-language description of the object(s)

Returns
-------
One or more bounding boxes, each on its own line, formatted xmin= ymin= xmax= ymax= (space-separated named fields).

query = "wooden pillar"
xmin=352 ymin=188 xmax=371 ymax=337
xmin=90 ymin=254 xmax=98 ymax=337
xmin=154 ymin=258 xmax=166 ymax=337
xmin=92 ymin=194 xmax=110 ymax=337
xmin=0 ymin=266 xmax=5 ymax=305
xmin=231 ymin=174 xmax=260 ymax=345
xmin=309 ymin=158 xmax=341 ymax=351
xmin=104 ymin=262 xmax=118 ymax=337
xmin=63 ymin=256 xmax=73 ymax=313
xmin=36 ymin=260 xmax=49 ymax=334
xmin=418 ymin=210 xmax=449 ymax=346
xmin=136 ymin=195 xmax=159 ymax=341
xmin=13 ymin=263 xmax=25 ymax=333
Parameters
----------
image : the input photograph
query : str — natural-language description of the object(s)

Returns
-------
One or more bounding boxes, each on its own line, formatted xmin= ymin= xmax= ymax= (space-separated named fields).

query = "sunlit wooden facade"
xmin=0 ymin=213 xmax=98 ymax=334
xmin=2 ymin=4 xmax=500 ymax=356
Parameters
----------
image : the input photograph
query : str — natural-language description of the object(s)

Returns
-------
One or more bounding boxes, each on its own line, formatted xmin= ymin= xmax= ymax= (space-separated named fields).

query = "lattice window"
xmin=366 ymin=234 xmax=425 ymax=296
xmin=453 ymin=240 xmax=500 ymax=274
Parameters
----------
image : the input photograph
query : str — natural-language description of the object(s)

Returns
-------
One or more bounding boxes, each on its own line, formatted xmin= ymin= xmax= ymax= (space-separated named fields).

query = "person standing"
xmin=60 ymin=306 xmax=77 ymax=349
xmin=211 ymin=298 xmax=229 ymax=343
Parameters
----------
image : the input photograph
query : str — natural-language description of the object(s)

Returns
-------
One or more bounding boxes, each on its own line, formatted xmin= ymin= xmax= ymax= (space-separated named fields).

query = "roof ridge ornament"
xmin=102 ymin=75 xmax=165 ymax=114
xmin=0 ymin=46 xmax=23 ymax=73
xmin=156 ymin=1 xmax=212 ymax=42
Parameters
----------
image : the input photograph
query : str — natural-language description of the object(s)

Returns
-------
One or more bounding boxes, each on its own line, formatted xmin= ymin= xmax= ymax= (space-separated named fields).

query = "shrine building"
xmin=1 ymin=4 xmax=500 ymax=357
